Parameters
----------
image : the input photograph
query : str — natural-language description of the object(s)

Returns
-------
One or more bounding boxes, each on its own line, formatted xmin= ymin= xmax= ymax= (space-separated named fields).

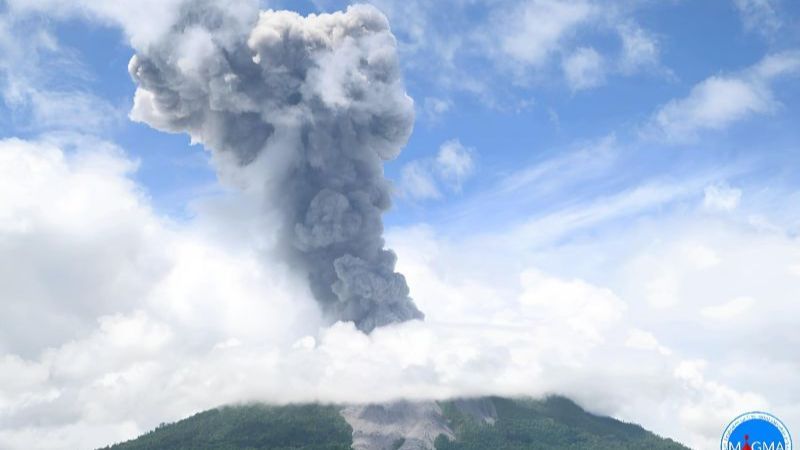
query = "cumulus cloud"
xmin=0 ymin=137 xmax=322 ymax=448
xmin=4 ymin=0 xmax=671 ymax=104
xmin=384 ymin=204 xmax=800 ymax=449
xmin=311 ymin=0 xmax=665 ymax=98
xmin=0 ymin=137 xmax=164 ymax=356
xmin=494 ymin=0 xmax=596 ymax=68
xmin=401 ymin=140 xmax=475 ymax=201
xmin=485 ymin=1 xmax=667 ymax=91
xmin=653 ymin=78 xmax=773 ymax=139
xmin=648 ymin=51 xmax=800 ymax=141
xmin=1 ymin=3 xmax=798 ymax=450
xmin=2 ymin=135 xmax=800 ymax=450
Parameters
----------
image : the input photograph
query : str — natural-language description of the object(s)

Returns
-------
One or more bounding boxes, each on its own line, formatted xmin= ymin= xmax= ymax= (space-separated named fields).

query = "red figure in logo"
xmin=743 ymin=434 xmax=752 ymax=450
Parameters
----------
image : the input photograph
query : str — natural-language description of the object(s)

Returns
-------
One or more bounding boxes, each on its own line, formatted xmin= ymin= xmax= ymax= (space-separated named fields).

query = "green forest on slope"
xmin=101 ymin=397 xmax=690 ymax=450
xmin=435 ymin=396 xmax=689 ymax=450
xmin=100 ymin=404 xmax=352 ymax=450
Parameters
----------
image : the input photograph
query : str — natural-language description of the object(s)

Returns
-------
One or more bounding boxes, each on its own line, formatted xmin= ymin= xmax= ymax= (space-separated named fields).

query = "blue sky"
xmin=3 ymin=0 xmax=798 ymax=229
xmin=1 ymin=1 xmax=800 ymax=449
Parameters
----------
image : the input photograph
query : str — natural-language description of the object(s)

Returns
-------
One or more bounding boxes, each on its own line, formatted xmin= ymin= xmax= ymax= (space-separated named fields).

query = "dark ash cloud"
xmin=128 ymin=2 xmax=423 ymax=332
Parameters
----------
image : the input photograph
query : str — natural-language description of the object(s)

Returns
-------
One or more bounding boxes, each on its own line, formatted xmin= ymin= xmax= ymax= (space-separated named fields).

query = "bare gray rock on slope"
xmin=340 ymin=398 xmax=497 ymax=450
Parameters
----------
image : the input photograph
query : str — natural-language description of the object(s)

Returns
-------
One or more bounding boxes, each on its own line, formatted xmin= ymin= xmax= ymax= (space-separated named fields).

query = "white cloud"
xmin=701 ymin=296 xmax=756 ymax=320
xmin=435 ymin=140 xmax=474 ymax=190
xmin=654 ymin=77 xmax=773 ymax=139
xmin=518 ymin=268 xmax=625 ymax=342
xmin=0 ymin=13 xmax=124 ymax=134
xmin=312 ymin=0 xmax=665 ymax=97
xmin=648 ymin=51 xmax=800 ymax=141
xmin=752 ymin=51 xmax=800 ymax=78
xmin=0 ymin=137 xmax=322 ymax=448
xmin=5 ymin=0 xmax=257 ymax=51
xmin=508 ymin=178 xmax=705 ymax=247
xmin=643 ymin=272 xmax=681 ymax=308
xmin=493 ymin=134 xmax=617 ymax=197
xmin=14 ymin=89 xmax=123 ymax=132
xmin=0 ymin=137 xmax=165 ymax=355
xmin=617 ymin=23 xmax=660 ymax=74
xmin=1 ymin=3 xmax=798 ymax=450
xmin=704 ymin=183 xmax=742 ymax=211
xmin=672 ymin=359 xmax=768 ymax=444
xmin=3 ymin=0 xmax=670 ymax=109
xmin=2 ymin=137 xmax=799 ymax=450
xmin=562 ymin=47 xmax=605 ymax=91
xmin=625 ymin=329 xmax=672 ymax=356
xmin=482 ymin=1 xmax=667 ymax=91
xmin=495 ymin=0 xmax=595 ymax=68
xmin=681 ymin=242 xmax=722 ymax=269
xmin=733 ymin=0 xmax=782 ymax=35
xmin=400 ymin=161 xmax=442 ymax=200
xmin=388 ymin=207 xmax=800 ymax=449
xmin=421 ymin=97 xmax=452 ymax=123
xmin=400 ymin=140 xmax=475 ymax=200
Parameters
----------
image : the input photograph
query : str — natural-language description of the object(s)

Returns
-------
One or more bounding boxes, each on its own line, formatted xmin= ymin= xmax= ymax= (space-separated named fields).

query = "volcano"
xmin=100 ymin=396 xmax=690 ymax=450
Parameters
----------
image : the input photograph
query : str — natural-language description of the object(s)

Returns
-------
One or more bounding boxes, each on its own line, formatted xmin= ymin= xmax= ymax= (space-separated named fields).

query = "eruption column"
xmin=128 ymin=2 xmax=423 ymax=331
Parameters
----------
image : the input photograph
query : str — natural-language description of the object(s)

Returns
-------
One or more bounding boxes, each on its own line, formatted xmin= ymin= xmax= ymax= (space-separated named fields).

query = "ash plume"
xmin=128 ymin=2 xmax=423 ymax=332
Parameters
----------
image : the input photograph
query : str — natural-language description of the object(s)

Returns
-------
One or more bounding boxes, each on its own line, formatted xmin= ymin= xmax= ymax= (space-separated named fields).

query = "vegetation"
xmin=100 ymin=404 xmax=352 ymax=450
xmin=100 ymin=396 xmax=690 ymax=450
xmin=434 ymin=396 xmax=689 ymax=450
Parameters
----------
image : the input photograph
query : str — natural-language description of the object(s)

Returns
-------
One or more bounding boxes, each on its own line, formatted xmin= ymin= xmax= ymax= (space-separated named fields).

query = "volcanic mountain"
xmin=100 ymin=396 xmax=690 ymax=450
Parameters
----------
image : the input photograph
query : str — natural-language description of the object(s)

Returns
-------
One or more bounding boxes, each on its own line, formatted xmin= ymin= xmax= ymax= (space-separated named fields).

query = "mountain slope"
xmin=100 ymin=404 xmax=352 ymax=450
xmin=100 ymin=397 xmax=690 ymax=450
xmin=435 ymin=397 xmax=688 ymax=450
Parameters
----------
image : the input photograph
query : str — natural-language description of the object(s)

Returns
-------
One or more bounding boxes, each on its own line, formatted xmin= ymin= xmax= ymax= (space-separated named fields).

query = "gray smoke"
xmin=128 ymin=2 xmax=423 ymax=332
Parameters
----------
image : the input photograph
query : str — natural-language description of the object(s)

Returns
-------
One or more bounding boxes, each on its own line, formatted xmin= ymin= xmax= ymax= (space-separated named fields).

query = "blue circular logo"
xmin=721 ymin=412 xmax=792 ymax=450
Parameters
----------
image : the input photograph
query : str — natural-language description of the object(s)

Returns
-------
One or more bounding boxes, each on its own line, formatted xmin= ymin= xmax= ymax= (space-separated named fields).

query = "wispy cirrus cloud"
xmin=0 ymin=13 xmax=124 ymax=135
